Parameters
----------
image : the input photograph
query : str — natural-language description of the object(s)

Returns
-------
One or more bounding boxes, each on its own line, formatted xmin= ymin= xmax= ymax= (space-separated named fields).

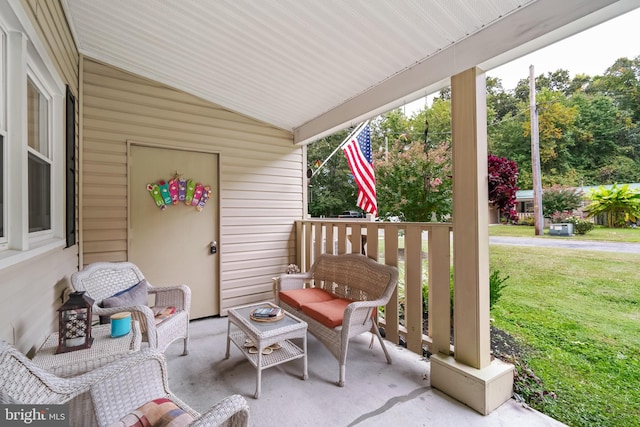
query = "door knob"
xmin=209 ymin=241 xmax=217 ymax=255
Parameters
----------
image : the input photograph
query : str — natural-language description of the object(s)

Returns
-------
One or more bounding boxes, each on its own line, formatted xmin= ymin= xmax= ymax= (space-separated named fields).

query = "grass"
xmin=489 ymin=245 xmax=640 ymax=427
xmin=489 ymin=224 xmax=640 ymax=242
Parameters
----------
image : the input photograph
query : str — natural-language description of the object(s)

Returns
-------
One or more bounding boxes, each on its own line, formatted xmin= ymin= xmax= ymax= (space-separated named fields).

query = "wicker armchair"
xmin=0 ymin=341 xmax=250 ymax=427
xmin=88 ymin=349 xmax=249 ymax=427
xmin=71 ymin=262 xmax=190 ymax=355
xmin=0 ymin=340 xmax=96 ymax=405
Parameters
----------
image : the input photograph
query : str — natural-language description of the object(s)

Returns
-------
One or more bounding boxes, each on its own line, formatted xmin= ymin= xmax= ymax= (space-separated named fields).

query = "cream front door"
xmin=129 ymin=144 xmax=219 ymax=318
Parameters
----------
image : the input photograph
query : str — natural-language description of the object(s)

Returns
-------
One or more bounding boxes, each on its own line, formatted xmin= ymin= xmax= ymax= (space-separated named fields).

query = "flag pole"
xmin=311 ymin=120 xmax=369 ymax=178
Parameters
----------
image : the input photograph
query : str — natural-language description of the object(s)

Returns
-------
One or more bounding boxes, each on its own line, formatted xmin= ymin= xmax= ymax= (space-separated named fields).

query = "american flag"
xmin=342 ymin=124 xmax=377 ymax=216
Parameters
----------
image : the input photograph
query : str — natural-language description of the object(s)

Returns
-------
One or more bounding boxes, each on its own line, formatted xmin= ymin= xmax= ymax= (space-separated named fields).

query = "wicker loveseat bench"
xmin=273 ymin=253 xmax=398 ymax=386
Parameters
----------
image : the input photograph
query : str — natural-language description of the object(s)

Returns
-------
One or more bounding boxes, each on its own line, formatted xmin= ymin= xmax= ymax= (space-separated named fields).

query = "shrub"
xmin=564 ymin=216 xmax=595 ymax=235
xmin=542 ymin=186 xmax=583 ymax=218
xmin=490 ymin=269 xmax=509 ymax=310
xmin=584 ymin=183 xmax=640 ymax=228
xmin=422 ymin=284 xmax=429 ymax=315
xmin=518 ymin=216 xmax=535 ymax=226
xmin=488 ymin=155 xmax=519 ymax=223
xmin=421 ymin=268 xmax=507 ymax=315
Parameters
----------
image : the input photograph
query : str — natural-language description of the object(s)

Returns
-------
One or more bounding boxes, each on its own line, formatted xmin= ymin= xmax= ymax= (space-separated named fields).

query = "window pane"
xmin=28 ymin=152 xmax=50 ymax=232
xmin=27 ymin=78 xmax=48 ymax=158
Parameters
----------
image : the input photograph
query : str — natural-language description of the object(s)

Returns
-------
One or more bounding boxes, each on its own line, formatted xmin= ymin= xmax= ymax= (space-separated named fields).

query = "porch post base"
xmin=430 ymin=353 xmax=514 ymax=415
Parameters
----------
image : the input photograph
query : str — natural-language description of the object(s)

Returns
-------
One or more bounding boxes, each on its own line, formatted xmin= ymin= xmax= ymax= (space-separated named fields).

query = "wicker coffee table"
xmin=225 ymin=302 xmax=308 ymax=398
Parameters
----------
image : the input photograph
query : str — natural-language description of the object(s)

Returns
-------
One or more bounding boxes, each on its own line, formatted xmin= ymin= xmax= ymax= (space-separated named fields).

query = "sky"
xmin=490 ymin=7 xmax=640 ymax=90
xmin=405 ymin=7 xmax=640 ymax=114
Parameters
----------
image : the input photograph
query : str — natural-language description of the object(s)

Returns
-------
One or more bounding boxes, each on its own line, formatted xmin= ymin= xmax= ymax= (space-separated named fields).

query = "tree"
xmin=488 ymin=105 xmax=531 ymax=189
xmin=524 ymin=88 xmax=578 ymax=181
xmin=370 ymin=101 xmax=453 ymax=222
xmin=537 ymin=69 xmax=573 ymax=95
xmin=589 ymin=56 xmax=640 ymax=122
xmin=375 ymin=139 xmax=452 ymax=222
xmin=488 ymin=155 xmax=519 ymax=223
xmin=487 ymin=77 xmax=519 ymax=121
xmin=541 ymin=186 xmax=583 ymax=218
xmin=584 ymin=183 xmax=640 ymax=228
xmin=307 ymin=129 xmax=360 ymax=217
xmin=567 ymin=73 xmax=592 ymax=94
xmin=569 ymin=93 xmax=626 ymax=181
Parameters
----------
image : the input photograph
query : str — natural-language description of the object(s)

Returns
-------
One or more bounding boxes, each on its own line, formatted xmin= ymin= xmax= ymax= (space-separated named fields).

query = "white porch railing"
xmin=517 ymin=212 xmax=533 ymax=221
xmin=294 ymin=219 xmax=454 ymax=356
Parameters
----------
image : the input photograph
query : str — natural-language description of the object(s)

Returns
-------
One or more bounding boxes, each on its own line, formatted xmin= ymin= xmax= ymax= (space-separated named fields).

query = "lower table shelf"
xmin=229 ymin=330 xmax=304 ymax=369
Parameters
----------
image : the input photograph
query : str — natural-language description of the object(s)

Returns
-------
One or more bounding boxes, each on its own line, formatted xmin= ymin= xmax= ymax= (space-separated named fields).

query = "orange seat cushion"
xmin=279 ymin=288 xmax=336 ymax=310
xmin=300 ymin=298 xmax=352 ymax=328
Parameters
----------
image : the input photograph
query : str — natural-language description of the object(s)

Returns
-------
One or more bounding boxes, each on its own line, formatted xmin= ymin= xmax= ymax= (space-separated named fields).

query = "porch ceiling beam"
xmin=293 ymin=0 xmax=632 ymax=145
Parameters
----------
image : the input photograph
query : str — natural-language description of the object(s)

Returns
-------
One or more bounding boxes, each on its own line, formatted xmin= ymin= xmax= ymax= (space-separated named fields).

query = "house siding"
xmin=81 ymin=58 xmax=302 ymax=312
xmin=0 ymin=0 xmax=79 ymax=354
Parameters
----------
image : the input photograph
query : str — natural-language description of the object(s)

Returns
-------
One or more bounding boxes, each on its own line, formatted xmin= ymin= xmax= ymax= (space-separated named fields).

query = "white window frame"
xmin=26 ymin=68 xmax=54 ymax=241
xmin=0 ymin=27 xmax=6 ymax=248
xmin=0 ymin=2 xmax=65 ymax=267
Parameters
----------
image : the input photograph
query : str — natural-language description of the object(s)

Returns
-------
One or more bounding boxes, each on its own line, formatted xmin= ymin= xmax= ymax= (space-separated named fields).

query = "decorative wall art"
xmin=147 ymin=172 xmax=212 ymax=211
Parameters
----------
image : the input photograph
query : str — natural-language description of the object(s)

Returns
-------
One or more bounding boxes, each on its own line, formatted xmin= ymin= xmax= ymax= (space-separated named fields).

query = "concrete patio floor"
xmin=164 ymin=316 xmax=566 ymax=427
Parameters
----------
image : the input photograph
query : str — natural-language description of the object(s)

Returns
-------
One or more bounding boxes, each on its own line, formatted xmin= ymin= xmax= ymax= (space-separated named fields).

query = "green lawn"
xmin=489 ymin=224 xmax=640 ymax=242
xmin=490 ymin=245 xmax=640 ymax=427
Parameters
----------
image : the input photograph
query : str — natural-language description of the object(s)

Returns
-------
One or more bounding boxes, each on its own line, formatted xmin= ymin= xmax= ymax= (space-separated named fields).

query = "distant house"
xmin=515 ymin=183 xmax=640 ymax=221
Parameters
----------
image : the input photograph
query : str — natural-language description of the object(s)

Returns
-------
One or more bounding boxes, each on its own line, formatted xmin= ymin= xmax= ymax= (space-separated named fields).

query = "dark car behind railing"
xmin=337 ymin=210 xmax=366 ymax=218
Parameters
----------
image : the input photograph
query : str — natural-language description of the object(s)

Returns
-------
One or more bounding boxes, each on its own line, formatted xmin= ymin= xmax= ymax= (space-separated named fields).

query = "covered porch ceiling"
xmin=62 ymin=0 xmax=637 ymax=145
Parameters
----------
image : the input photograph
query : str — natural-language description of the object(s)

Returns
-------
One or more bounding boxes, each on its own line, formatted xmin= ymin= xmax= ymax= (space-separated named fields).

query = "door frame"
xmin=126 ymin=139 xmax=221 ymax=309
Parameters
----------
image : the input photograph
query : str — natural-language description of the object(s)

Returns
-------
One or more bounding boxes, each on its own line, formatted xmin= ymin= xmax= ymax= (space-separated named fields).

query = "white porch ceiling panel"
xmin=62 ymin=0 xmax=636 ymax=144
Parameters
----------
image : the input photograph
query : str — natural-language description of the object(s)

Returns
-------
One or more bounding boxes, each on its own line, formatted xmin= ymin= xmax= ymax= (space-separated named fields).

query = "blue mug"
xmin=110 ymin=312 xmax=131 ymax=337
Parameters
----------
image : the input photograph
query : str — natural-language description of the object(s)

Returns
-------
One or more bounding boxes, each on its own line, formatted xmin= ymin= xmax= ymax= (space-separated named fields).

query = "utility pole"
xmin=529 ymin=65 xmax=543 ymax=235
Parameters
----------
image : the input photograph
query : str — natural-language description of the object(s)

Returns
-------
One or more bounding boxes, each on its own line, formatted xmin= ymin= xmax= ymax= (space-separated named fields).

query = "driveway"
xmin=489 ymin=236 xmax=640 ymax=254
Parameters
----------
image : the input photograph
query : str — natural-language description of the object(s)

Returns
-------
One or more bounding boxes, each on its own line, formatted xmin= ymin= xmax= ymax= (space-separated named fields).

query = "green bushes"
xmin=564 ymin=216 xmax=595 ymax=235
xmin=550 ymin=213 xmax=595 ymax=235
xmin=489 ymin=270 xmax=509 ymax=309
xmin=517 ymin=216 xmax=535 ymax=226
xmin=421 ymin=268 xmax=509 ymax=316
xmin=542 ymin=186 xmax=583 ymax=218
xmin=584 ymin=183 xmax=640 ymax=228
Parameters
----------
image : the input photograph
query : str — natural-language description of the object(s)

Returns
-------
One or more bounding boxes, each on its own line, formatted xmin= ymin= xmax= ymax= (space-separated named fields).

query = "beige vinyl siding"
xmin=22 ymin=0 xmax=79 ymax=95
xmin=81 ymin=58 xmax=302 ymax=312
xmin=0 ymin=0 xmax=79 ymax=354
xmin=0 ymin=248 xmax=77 ymax=355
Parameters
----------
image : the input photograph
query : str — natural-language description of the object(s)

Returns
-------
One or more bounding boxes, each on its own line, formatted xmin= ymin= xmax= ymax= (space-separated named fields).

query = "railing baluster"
xmin=383 ymin=226 xmax=399 ymax=344
xmin=366 ymin=223 xmax=378 ymax=260
xmin=336 ymin=223 xmax=347 ymax=254
xmin=313 ymin=222 xmax=323 ymax=260
xmin=429 ymin=226 xmax=452 ymax=355
xmin=351 ymin=225 xmax=362 ymax=255
xmin=326 ymin=223 xmax=334 ymax=254
xmin=304 ymin=222 xmax=312 ymax=271
xmin=405 ymin=224 xmax=424 ymax=354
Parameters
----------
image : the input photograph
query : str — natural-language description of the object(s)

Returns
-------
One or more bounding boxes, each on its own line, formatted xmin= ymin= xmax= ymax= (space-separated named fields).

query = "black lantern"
xmin=56 ymin=291 xmax=94 ymax=353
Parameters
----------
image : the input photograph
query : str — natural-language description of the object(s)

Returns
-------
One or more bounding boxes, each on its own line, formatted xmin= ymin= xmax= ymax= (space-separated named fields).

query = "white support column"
xmin=452 ymin=66 xmax=491 ymax=370
xmin=430 ymin=67 xmax=513 ymax=415
xmin=6 ymin=31 xmax=29 ymax=251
